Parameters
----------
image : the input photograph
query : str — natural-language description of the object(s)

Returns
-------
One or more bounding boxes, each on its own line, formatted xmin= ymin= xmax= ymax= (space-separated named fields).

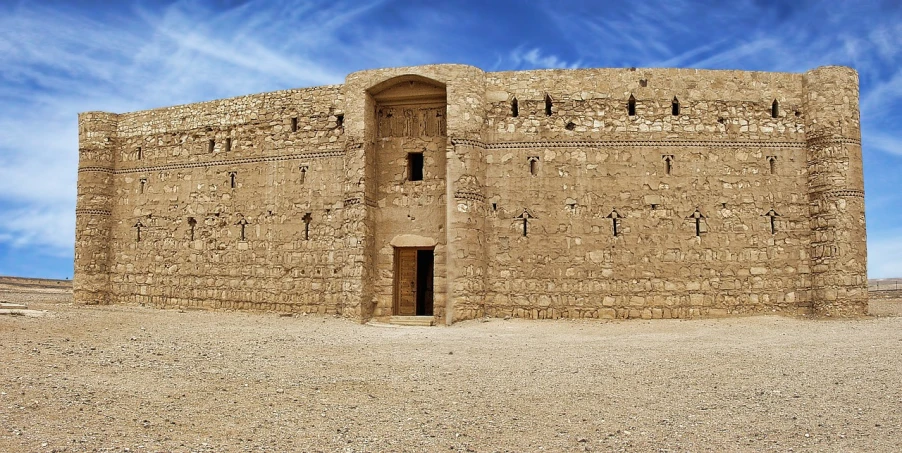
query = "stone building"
xmin=75 ymin=64 xmax=868 ymax=324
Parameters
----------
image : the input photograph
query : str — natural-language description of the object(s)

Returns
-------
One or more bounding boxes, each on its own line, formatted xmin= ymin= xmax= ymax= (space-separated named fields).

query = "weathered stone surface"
xmin=74 ymin=64 xmax=868 ymax=323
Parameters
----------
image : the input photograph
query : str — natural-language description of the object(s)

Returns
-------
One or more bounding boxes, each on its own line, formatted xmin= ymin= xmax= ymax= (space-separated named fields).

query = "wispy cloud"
xmin=0 ymin=206 xmax=74 ymax=253
xmin=861 ymin=70 xmax=902 ymax=117
xmin=0 ymin=0 xmax=438 ymax=262
xmin=863 ymin=131 xmax=902 ymax=157
xmin=507 ymin=47 xmax=580 ymax=70
xmin=869 ymin=231 xmax=902 ymax=279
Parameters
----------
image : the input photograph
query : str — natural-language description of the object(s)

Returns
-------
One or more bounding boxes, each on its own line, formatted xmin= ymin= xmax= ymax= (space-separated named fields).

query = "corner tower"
xmin=74 ymin=111 xmax=118 ymax=305
xmin=803 ymin=66 xmax=868 ymax=316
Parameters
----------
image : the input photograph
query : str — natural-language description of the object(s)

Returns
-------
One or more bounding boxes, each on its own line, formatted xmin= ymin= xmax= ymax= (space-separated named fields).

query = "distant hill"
xmin=869 ymin=278 xmax=902 ymax=291
xmin=0 ymin=275 xmax=72 ymax=290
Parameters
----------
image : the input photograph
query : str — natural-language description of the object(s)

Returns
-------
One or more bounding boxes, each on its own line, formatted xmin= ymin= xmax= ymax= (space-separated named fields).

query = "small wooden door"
xmin=394 ymin=248 xmax=418 ymax=315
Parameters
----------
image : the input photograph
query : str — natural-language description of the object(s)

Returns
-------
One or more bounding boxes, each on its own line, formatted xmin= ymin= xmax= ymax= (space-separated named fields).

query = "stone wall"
xmin=480 ymin=68 xmax=811 ymax=319
xmin=98 ymin=86 xmax=349 ymax=313
xmin=75 ymin=64 xmax=868 ymax=322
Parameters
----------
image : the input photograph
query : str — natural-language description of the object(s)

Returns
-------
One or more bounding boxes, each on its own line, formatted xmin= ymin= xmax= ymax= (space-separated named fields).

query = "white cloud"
xmin=861 ymin=69 xmax=902 ymax=117
xmin=863 ymin=130 xmax=902 ymax=157
xmin=869 ymin=232 xmax=902 ymax=278
xmin=683 ymin=38 xmax=784 ymax=70
xmin=0 ymin=205 xmax=75 ymax=254
xmin=0 ymin=0 xmax=425 ymax=258
xmin=508 ymin=47 xmax=580 ymax=70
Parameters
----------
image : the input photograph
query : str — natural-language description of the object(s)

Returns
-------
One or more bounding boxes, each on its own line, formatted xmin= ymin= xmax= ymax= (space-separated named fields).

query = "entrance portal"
xmin=393 ymin=248 xmax=434 ymax=316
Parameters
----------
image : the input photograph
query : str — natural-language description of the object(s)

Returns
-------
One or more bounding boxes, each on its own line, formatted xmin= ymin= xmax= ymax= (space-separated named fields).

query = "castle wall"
xmin=479 ymin=69 xmax=812 ymax=319
xmin=106 ymin=86 xmax=350 ymax=313
xmin=74 ymin=64 xmax=868 ymax=321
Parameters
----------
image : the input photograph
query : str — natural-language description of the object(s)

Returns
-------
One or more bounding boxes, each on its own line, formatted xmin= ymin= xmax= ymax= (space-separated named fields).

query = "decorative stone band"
xmin=806 ymin=136 xmax=862 ymax=146
xmin=77 ymin=166 xmax=115 ymax=174
xmin=453 ymin=138 xmax=806 ymax=149
xmin=454 ymin=191 xmax=486 ymax=202
xmin=75 ymin=209 xmax=112 ymax=216
xmin=450 ymin=139 xmax=485 ymax=148
xmin=343 ymin=197 xmax=378 ymax=207
xmin=111 ymin=150 xmax=345 ymax=174
xmin=818 ymin=189 xmax=865 ymax=199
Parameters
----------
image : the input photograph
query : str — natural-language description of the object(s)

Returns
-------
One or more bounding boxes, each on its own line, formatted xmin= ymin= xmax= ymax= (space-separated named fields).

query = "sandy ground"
xmin=2 ymin=289 xmax=902 ymax=452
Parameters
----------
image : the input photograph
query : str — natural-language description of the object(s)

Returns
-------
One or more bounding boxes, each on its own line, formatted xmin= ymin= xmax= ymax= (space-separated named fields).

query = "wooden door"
xmin=394 ymin=248 xmax=418 ymax=315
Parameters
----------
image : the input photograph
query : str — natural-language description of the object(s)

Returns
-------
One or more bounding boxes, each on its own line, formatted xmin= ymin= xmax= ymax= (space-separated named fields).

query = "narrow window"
xmin=688 ymin=209 xmax=705 ymax=237
xmin=607 ymin=209 xmax=622 ymax=237
xmin=672 ymin=97 xmax=680 ymax=116
xmin=518 ymin=210 xmax=533 ymax=237
xmin=771 ymin=99 xmax=779 ymax=118
xmin=187 ymin=217 xmax=196 ymax=241
xmin=208 ymin=139 xmax=215 ymax=153
xmin=528 ymin=156 xmax=539 ymax=176
xmin=408 ymin=153 xmax=424 ymax=181
xmin=302 ymin=212 xmax=312 ymax=241
xmin=335 ymin=114 xmax=344 ymax=129
xmin=663 ymin=155 xmax=674 ymax=176
xmin=290 ymin=117 xmax=298 ymax=132
xmin=134 ymin=221 xmax=144 ymax=242
xmin=628 ymin=95 xmax=636 ymax=116
xmin=137 ymin=147 xmax=143 ymax=160
xmin=229 ymin=172 xmax=237 ymax=188
xmin=236 ymin=218 xmax=248 ymax=241
xmin=767 ymin=156 xmax=777 ymax=175
xmin=765 ymin=209 xmax=780 ymax=234
xmin=299 ymin=165 xmax=308 ymax=184
xmin=224 ymin=137 xmax=232 ymax=152
xmin=544 ymin=94 xmax=552 ymax=116
xmin=139 ymin=178 xmax=147 ymax=194
xmin=511 ymin=98 xmax=519 ymax=117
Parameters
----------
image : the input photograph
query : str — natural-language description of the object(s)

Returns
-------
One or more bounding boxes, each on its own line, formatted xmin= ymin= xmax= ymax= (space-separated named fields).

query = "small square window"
xmin=408 ymin=153 xmax=424 ymax=181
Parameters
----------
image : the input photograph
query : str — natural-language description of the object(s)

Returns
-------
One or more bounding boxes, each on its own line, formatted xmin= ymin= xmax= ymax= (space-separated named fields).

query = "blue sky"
xmin=0 ymin=0 xmax=901 ymax=279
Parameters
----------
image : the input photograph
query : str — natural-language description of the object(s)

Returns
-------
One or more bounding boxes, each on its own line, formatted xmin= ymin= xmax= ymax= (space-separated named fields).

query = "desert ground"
xmin=2 ymin=278 xmax=902 ymax=452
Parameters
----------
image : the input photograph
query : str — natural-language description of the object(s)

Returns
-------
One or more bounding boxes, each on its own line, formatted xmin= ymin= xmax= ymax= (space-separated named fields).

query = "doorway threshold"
xmin=388 ymin=315 xmax=435 ymax=327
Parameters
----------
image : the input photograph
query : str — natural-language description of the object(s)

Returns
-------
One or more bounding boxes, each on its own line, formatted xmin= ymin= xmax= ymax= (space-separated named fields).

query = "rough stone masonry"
xmin=74 ymin=64 xmax=868 ymax=324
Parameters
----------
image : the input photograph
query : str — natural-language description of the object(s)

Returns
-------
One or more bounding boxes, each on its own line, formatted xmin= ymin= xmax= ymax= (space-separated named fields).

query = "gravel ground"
xmin=2 ymin=293 xmax=902 ymax=452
